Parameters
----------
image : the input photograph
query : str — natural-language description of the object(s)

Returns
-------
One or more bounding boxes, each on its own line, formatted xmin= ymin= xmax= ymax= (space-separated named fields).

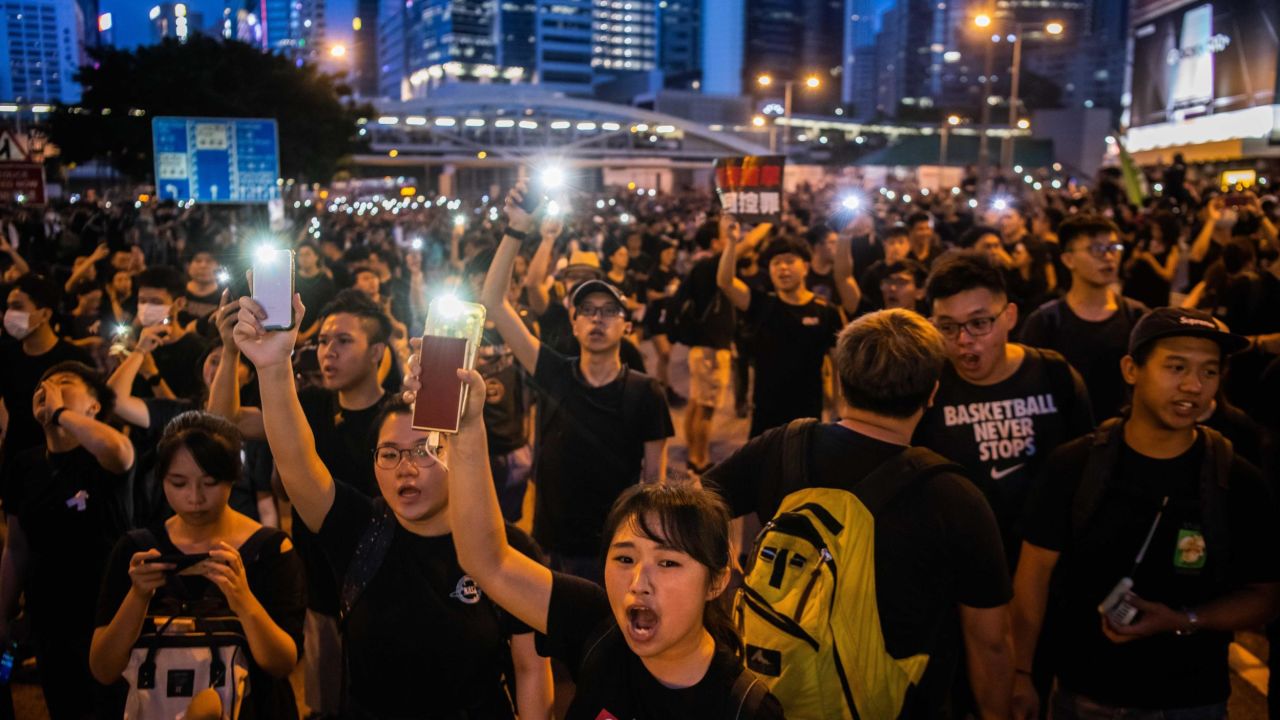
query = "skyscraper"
xmin=262 ymin=0 xmax=327 ymax=62
xmin=659 ymin=0 xmax=699 ymax=89
xmin=0 ymin=0 xmax=83 ymax=103
xmin=150 ymin=2 xmax=206 ymax=43
xmin=699 ymin=0 xmax=742 ymax=95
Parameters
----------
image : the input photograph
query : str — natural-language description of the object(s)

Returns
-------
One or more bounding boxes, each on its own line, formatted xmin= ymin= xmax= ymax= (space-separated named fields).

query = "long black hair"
xmin=599 ymin=483 xmax=742 ymax=659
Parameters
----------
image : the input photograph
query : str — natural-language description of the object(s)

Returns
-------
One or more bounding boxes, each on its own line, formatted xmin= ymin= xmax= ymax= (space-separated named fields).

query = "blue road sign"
xmin=152 ymin=117 xmax=281 ymax=204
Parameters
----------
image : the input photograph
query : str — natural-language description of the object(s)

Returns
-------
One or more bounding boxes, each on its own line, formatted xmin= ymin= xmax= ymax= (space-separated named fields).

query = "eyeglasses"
xmin=933 ymin=305 xmax=1009 ymax=339
xmin=1076 ymin=241 xmax=1125 ymax=259
xmin=576 ymin=304 xmax=626 ymax=320
xmin=373 ymin=443 xmax=440 ymax=470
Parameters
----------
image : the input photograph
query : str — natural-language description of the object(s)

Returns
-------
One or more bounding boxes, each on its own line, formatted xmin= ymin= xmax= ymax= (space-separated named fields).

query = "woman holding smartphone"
xmin=232 ymin=293 xmax=553 ymax=720
xmin=89 ymin=411 xmax=305 ymax=719
xmin=421 ymin=363 xmax=784 ymax=719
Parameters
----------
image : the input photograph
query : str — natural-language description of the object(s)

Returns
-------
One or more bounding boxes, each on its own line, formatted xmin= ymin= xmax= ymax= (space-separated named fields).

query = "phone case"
xmin=252 ymin=249 xmax=295 ymax=331
xmin=412 ymin=298 xmax=487 ymax=433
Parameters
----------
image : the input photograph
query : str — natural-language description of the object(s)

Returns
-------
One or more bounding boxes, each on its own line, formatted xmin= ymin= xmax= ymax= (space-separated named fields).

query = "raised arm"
xmin=1010 ymin=542 xmax=1060 ymax=720
xmin=448 ymin=368 xmax=554 ymax=633
xmin=36 ymin=381 xmax=134 ymax=474
xmin=207 ymin=293 xmax=265 ymax=440
xmin=833 ymin=229 xmax=862 ymax=316
xmin=522 ymin=218 xmax=560 ymax=316
xmin=717 ymin=215 xmax=752 ymax=312
xmin=1188 ymin=199 xmax=1220 ymax=263
xmin=105 ymin=329 xmax=160 ymax=429
xmin=64 ymin=244 xmax=109 ymax=293
xmin=0 ymin=235 xmax=28 ymax=277
xmin=480 ymin=184 xmax=544 ymax=372
xmin=233 ymin=295 xmax=335 ymax=532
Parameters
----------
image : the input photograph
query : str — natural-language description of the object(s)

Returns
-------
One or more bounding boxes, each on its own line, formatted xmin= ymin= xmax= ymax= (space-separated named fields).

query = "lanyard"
xmin=1128 ymin=495 xmax=1170 ymax=575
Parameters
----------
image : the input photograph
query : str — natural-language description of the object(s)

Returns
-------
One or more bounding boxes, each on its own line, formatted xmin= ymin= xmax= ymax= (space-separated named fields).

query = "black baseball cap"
xmin=1128 ymin=307 xmax=1250 ymax=357
xmin=569 ymin=279 xmax=627 ymax=308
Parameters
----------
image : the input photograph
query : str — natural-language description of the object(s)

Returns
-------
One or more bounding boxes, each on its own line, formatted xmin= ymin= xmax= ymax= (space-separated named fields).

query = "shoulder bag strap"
xmin=1071 ymin=417 xmax=1126 ymax=542
xmin=339 ymin=499 xmax=397 ymax=625
xmin=730 ymin=667 xmax=770 ymax=720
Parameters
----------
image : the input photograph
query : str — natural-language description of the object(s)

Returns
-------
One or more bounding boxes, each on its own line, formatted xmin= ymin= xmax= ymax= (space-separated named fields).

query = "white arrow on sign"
xmin=0 ymin=131 xmax=29 ymax=162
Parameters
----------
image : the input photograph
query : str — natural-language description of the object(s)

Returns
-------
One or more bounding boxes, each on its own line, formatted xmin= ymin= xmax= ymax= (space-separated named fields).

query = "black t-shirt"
xmin=297 ymin=387 xmax=385 ymax=615
xmin=857 ymin=260 xmax=892 ymax=313
xmin=806 ymin=268 xmax=837 ymax=304
xmin=537 ymin=573 xmax=785 ymax=720
xmin=1018 ymin=297 xmax=1148 ymax=422
xmin=318 ymin=481 xmax=538 ymax=719
xmin=529 ymin=348 xmax=673 ymax=555
xmin=8 ymin=446 xmax=134 ymax=633
xmin=681 ymin=256 xmax=735 ymax=350
xmin=180 ymin=286 xmax=221 ymax=327
xmin=95 ymin=526 xmax=306 ymax=720
xmin=645 ymin=267 xmax=679 ymax=335
xmin=150 ymin=332 xmax=211 ymax=400
xmin=913 ymin=347 xmax=1095 ymax=564
xmin=296 ymin=272 xmax=337 ymax=333
xmin=478 ymin=327 xmax=527 ymax=455
xmin=743 ymin=288 xmax=843 ymax=437
xmin=1123 ymin=249 xmax=1173 ymax=310
xmin=705 ymin=424 xmax=1011 ymax=718
xmin=1023 ymin=433 xmax=1280 ymax=708
xmin=0 ymin=338 xmax=93 ymax=474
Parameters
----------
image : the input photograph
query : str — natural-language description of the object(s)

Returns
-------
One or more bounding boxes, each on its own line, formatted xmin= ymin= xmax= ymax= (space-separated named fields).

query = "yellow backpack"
xmin=736 ymin=419 xmax=962 ymax=719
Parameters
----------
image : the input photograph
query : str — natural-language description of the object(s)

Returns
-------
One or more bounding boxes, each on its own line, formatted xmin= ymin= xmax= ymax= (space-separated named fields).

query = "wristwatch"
xmin=49 ymin=407 xmax=67 ymax=428
xmin=503 ymin=227 xmax=531 ymax=242
xmin=1175 ymin=609 xmax=1200 ymax=636
xmin=147 ymin=374 xmax=163 ymax=387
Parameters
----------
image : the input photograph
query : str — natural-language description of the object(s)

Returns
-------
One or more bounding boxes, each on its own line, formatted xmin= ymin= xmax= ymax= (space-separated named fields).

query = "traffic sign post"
xmin=0 ymin=164 xmax=46 ymax=204
xmin=152 ymin=117 xmax=281 ymax=204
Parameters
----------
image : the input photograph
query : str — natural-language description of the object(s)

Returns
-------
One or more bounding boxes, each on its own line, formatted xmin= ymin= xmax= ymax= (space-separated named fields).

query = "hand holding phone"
xmin=1098 ymin=577 xmax=1139 ymax=627
xmin=412 ymin=298 xmax=486 ymax=433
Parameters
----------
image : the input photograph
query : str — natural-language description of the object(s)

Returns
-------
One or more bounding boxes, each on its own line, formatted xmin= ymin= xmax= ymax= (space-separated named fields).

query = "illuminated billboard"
xmin=1129 ymin=0 xmax=1277 ymax=129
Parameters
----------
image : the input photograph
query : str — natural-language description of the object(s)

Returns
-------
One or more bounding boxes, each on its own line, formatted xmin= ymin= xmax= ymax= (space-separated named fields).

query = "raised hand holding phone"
xmin=251 ymin=246 xmax=296 ymax=330
xmin=233 ymin=294 xmax=306 ymax=371
xmin=411 ymin=297 xmax=486 ymax=434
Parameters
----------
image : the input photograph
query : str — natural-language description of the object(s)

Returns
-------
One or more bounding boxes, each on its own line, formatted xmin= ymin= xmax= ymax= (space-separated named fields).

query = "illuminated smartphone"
xmin=252 ymin=248 xmax=295 ymax=330
xmin=413 ymin=297 xmax=486 ymax=433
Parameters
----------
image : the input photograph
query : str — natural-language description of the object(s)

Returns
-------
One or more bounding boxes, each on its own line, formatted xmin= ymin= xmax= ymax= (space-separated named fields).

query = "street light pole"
xmin=782 ymin=80 xmax=793 ymax=157
xmin=1002 ymin=30 xmax=1024 ymax=170
xmin=977 ymin=39 xmax=995 ymax=197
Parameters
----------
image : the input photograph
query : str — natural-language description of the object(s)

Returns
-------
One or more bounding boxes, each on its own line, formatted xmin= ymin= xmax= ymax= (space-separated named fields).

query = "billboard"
xmin=1129 ymin=0 xmax=1278 ymax=129
xmin=152 ymin=117 xmax=281 ymax=204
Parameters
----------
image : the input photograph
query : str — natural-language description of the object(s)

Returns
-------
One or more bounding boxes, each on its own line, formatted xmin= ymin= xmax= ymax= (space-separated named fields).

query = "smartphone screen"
xmin=252 ymin=248 xmax=295 ymax=330
xmin=412 ymin=335 xmax=469 ymax=433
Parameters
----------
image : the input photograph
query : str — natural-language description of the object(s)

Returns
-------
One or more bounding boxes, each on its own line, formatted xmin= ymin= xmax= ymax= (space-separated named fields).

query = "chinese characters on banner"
xmin=713 ymin=155 xmax=785 ymax=224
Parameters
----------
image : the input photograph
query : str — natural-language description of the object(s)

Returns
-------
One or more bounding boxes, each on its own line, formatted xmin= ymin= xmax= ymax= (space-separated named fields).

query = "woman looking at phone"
xmin=232 ymin=293 xmax=553 ymax=720
xmin=426 ymin=365 xmax=784 ymax=718
xmin=89 ymin=411 xmax=305 ymax=719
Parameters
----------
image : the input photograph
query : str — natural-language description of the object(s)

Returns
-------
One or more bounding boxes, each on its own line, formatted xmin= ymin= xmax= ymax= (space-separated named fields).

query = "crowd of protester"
xmin=0 ymin=159 xmax=1278 ymax=719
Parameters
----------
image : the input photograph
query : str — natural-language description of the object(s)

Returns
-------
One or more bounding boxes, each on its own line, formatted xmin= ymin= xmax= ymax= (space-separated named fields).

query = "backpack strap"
xmin=1071 ymin=417 xmax=1126 ymax=541
xmin=854 ymin=446 xmax=966 ymax=516
xmin=128 ymin=527 xmax=161 ymax=551
xmin=1033 ymin=347 xmax=1078 ymax=420
xmin=339 ymin=498 xmax=397 ymax=625
xmin=1197 ymin=425 xmax=1233 ymax=583
xmin=729 ymin=667 xmax=769 ymax=720
xmin=780 ymin=418 xmax=820 ymax=498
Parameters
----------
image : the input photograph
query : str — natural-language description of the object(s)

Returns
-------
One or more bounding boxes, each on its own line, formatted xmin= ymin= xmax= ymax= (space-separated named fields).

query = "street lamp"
xmin=971 ymin=15 xmax=1066 ymax=172
xmin=1017 ymin=118 xmax=1031 ymax=130
xmin=940 ymin=115 xmax=963 ymax=168
xmin=757 ymin=73 xmax=821 ymax=156
xmin=329 ymin=44 xmax=347 ymax=58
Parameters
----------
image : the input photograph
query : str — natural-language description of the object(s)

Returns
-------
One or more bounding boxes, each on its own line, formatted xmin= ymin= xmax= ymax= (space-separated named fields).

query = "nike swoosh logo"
xmin=990 ymin=463 xmax=1027 ymax=481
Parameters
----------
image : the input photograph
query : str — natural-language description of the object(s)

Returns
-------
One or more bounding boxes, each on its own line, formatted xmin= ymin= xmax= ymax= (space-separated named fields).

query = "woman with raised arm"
xmin=431 ymin=364 xmax=785 ymax=718
xmin=232 ymin=293 xmax=552 ymax=720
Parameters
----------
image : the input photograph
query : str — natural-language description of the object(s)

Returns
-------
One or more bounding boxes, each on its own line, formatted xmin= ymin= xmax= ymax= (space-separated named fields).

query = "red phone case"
xmin=412 ymin=335 xmax=469 ymax=433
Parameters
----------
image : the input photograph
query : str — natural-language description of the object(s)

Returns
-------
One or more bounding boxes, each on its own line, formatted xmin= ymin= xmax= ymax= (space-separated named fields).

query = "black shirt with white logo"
xmin=705 ymin=424 xmax=1011 ymax=718
xmin=1023 ymin=434 xmax=1279 ymax=708
xmin=743 ymin=288 xmax=843 ymax=437
xmin=318 ymin=481 xmax=540 ymax=719
xmin=536 ymin=572 xmax=785 ymax=720
xmin=0 ymin=338 xmax=93 ymax=477
xmin=914 ymin=346 xmax=1094 ymax=563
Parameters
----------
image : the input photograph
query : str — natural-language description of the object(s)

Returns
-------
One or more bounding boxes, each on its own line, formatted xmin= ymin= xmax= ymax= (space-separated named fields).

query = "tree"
xmin=50 ymin=36 xmax=371 ymax=183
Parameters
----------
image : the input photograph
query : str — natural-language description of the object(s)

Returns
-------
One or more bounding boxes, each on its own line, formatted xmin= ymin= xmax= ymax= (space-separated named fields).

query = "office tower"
xmin=150 ymin=2 xmax=206 ymax=43
xmin=262 ymin=0 xmax=327 ymax=62
xmin=659 ymin=0 xmax=699 ymax=89
xmin=700 ymin=0 xmax=742 ymax=95
xmin=0 ymin=0 xmax=83 ymax=103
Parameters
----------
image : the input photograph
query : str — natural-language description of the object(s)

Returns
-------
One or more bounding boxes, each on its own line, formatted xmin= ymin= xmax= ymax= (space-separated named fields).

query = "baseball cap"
xmin=569 ymin=279 xmax=627 ymax=308
xmin=1127 ymin=307 xmax=1250 ymax=357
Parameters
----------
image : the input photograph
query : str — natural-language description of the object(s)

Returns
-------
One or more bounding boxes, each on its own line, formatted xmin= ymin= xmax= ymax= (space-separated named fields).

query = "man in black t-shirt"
xmin=718 ymin=231 xmax=848 ymax=437
xmin=907 ymin=211 xmax=945 ymax=269
xmin=482 ymin=184 xmax=673 ymax=583
xmin=878 ymin=259 xmax=928 ymax=314
xmin=0 ymin=362 xmax=134 ymax=718
xmin=130 ymin=267 xmax=210 ymax=400
xmin=0 ymin=274 xmax=93 ymax=482
xmin=706 ymin=310 xmax=1013 ymax=719
xmin=858 ymin=224 xmax=912 ymax=313
xmin=1019 ymin=215 xmax=1149 ymax=421
xmin=1011 ymin=308 xmax=1280 ymax=718
xmin=914 ymin=251 xmax=1094 ymax=565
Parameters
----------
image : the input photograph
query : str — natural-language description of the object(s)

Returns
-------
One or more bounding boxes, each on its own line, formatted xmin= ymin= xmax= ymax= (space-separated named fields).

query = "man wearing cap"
xmin=480 ymin=182 xmax=674 ymax=583
xmin=1010 ymin=307 xmax=1280 ymax=719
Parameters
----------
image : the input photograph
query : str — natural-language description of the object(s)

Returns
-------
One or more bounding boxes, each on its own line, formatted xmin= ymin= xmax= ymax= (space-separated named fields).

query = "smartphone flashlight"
xmin=411 ymin=237 xmax=424 ymax=251
xmin=216 ymin=269 xmax=231 ymax=285
xmin=453 ymin=214 xmax=466 ymax=227
xmin=115 ymin=324 xmax=130 ymax=337
xmin=541 ymin=166 xmax=565 ymax=190
xmin=841 ymin=195 xmax=861 ymax=211
xmin=992 ymin=197 xmax=1010 ymax=211
xmin=547 ymin=200 xmax=563 ymax=217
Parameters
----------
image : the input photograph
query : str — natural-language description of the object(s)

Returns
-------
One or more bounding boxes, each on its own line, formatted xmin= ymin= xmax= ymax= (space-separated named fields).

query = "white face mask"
xmin=3 ymin=310 xmax=31 ymax=340
xmin=138 ymin=303 xmax=172 ymax=328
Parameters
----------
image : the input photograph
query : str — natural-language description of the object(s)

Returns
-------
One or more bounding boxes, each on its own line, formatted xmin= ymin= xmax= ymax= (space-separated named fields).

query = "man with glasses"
xmin=1020 ymin=215 xmax=1148 ymax=421
xmin=479 ymin=182 xmax=673 ymax=583
xmin=915 ymin=251 xmax=1093 ymax=565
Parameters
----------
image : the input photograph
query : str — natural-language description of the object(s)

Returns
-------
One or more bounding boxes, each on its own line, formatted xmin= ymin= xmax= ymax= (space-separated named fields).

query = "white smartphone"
xmin=252 ymin=248 xmax=295 ymax=330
